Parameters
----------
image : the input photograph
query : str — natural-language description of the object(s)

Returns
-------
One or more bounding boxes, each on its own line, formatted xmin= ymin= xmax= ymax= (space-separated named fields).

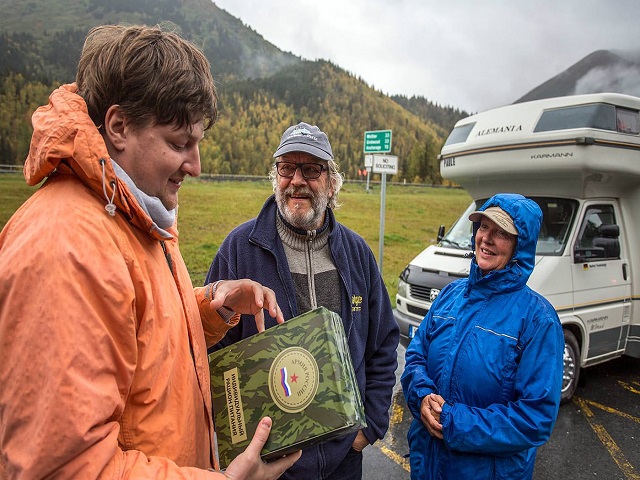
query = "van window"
xmin=574 ymin=204 xmax=620 ymax=261
xmin=534 ymin=104 xmax=617 ymax=132
xmin=534 ymin=103 xmax=640 ymax=134
xmin=444 ymin=122 xmax=476 ymax=146
xmin=616 ymin=108 xmax=640 ymax=134
xmin=533 ymin=198 xmax=578 ymax=255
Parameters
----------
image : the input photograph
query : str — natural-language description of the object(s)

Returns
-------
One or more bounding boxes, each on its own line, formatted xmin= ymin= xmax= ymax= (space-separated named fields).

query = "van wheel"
xmin=561 ymin=330 xmax=580 ymax=404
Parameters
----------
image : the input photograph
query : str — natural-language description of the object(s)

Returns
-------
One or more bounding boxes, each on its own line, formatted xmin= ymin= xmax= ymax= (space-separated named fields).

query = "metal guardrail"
xmin=0 ymin=164 xmax=22 ymax=173
xmin=198 ymin=173 xmax=460 ymax=189
xmin=0 ymin=166 xmax=461 ymax=189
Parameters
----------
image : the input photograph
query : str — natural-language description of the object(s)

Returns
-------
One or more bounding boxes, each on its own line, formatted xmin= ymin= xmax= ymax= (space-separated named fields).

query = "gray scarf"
xmin=111 ymin=160 xmax=175 ymax=239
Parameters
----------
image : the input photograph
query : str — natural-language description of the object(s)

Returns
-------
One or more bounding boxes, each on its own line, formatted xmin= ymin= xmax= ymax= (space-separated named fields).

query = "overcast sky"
xmin=212 ymin=0 xmax=640 ymax=113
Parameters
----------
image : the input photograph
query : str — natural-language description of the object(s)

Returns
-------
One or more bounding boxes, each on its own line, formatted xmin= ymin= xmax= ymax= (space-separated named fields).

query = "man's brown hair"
xmin=76 ymin=24 xmax=217 ymax=131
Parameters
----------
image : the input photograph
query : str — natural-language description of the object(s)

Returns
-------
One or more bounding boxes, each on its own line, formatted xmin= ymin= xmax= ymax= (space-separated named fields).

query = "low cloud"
xmin=574 ymin=64 xmax=640 ymax=97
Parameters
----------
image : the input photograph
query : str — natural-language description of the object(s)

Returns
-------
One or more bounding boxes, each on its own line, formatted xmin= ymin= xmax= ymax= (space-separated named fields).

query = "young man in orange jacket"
xmin=0 ymin=24 xmax=299 ymax=479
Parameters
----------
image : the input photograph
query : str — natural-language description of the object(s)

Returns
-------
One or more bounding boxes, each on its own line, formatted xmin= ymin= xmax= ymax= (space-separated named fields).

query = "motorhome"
xmin=393 ymin=93 xmax=640 ymax=402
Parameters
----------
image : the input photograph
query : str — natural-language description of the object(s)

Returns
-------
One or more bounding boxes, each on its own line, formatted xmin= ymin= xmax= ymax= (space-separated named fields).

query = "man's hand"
xmin=420 ymin=393 xmax=445 ymax=439
xmin=224 ymin=417 xmax=301 ymax=480
xmin=351 ymin=430 xmax=369 ymax=452
xmin=209 ymin=280 xmax=284 ymax=332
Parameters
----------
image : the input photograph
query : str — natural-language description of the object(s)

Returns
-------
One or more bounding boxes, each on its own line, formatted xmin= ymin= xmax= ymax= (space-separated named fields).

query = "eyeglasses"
xmin=276 ymin=161 xmax=327 ymax=180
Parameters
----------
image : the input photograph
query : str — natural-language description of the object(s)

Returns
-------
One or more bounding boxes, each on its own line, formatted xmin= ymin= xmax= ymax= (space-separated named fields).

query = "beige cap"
xmin=469 ymin=206 xmax=518 ymax=235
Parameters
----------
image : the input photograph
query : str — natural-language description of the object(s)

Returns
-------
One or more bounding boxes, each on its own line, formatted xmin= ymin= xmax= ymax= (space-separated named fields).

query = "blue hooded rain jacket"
xmin=401 ymin=193 xmax=564 ymax=480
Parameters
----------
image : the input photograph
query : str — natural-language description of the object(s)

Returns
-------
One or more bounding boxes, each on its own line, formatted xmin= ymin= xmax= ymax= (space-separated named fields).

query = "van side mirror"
xmin=437 ymin=225 xmax=446 ymax=243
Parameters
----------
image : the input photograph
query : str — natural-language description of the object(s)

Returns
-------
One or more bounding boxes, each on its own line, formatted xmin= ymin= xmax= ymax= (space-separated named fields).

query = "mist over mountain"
xmin=515 ymin=49 xmax=640 ymax=104
xmin=0 ymin=0 xmax=300 ymax=84
xmin=1 ymin=0 xmax=635 ymax=181
xmin=0 ymin=0 xmax=469 ymax=182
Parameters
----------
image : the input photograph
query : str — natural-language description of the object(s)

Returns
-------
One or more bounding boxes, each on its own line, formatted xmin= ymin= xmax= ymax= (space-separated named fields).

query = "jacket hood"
xmin=470 ymin=193 xmax=542 ymax=287
xmin=24 ymin=84 xmax=169 ymax=240
xmin=25 ymin=84 xmax=110 ymax=187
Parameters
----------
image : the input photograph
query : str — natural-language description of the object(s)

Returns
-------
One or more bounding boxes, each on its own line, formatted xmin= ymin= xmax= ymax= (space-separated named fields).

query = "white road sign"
xmin=372 ymin=154 xmax=398 ymax=175
xmin=364 ymin=154 xmax=373 ymax=168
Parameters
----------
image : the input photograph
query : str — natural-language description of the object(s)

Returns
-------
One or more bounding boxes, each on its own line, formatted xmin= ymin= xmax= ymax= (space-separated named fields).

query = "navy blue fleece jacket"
xmin=206 ymin=195 xmax=399 ymax=478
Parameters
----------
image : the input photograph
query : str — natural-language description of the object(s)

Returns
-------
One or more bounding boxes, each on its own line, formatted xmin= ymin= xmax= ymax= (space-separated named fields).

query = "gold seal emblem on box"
xmin=268 ymin=347 xmax=319 ymax=413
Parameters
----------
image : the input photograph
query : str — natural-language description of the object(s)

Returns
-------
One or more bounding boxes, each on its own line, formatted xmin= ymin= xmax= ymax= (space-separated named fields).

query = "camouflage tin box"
xmin=208 ymin=307 xmax=366 ymax=468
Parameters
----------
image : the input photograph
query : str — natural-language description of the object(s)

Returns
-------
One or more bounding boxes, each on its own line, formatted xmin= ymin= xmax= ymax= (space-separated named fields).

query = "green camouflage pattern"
xmin=209 ymin=307 xmax=366 ymax=468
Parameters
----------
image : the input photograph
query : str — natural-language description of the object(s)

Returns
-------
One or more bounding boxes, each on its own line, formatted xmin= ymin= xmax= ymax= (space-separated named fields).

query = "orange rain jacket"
xmin=0 ymin=84 xmax=237 ymax=479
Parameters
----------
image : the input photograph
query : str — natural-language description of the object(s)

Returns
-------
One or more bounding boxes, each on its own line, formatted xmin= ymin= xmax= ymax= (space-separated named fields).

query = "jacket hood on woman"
xmin=401 ymin=193 xmax=563 ymax=480
xmin=0 ymin=84 xmax=234 ymax=478
xmin=468 ymin=193 xmax=542 ymax=290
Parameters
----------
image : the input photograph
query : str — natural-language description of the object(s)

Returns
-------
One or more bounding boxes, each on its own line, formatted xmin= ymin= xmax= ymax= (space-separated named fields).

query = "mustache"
xmin=284 ymin=187 xmax=315 ymax=198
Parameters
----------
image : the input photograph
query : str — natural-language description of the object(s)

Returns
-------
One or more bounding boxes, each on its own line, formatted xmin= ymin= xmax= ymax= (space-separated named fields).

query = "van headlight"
xmin=397 ymin=278 xmax=409 ymax=298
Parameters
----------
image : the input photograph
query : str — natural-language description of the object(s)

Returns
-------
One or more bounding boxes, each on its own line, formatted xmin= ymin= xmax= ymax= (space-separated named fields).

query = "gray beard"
xmin=276 ymin=188 xmax=329 ymax=231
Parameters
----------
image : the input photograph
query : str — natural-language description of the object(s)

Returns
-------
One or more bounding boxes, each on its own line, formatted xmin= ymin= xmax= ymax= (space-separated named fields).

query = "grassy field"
xmin=0 ymin=174 xmax=471 ymax=301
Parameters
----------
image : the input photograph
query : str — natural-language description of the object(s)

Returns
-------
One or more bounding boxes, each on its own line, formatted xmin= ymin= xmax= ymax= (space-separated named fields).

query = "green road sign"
xmin=363 ymin=130 xmax=392 ymax=153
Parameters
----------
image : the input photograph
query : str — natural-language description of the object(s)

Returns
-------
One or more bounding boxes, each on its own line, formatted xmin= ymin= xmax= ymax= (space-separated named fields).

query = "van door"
xmin=571 ymin=201 xmax=632 ymax=364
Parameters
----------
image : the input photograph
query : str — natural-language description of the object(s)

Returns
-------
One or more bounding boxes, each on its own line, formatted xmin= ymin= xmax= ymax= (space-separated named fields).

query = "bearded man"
xmin=205 ymin=122 xmax=399 ymax=480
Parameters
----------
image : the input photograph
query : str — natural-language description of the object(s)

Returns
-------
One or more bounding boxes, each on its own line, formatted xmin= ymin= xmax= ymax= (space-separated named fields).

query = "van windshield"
xmin=439 ymin=198 xmax=578 ymax=256
xmin=439 ymin=201 xmax=477 ymax=250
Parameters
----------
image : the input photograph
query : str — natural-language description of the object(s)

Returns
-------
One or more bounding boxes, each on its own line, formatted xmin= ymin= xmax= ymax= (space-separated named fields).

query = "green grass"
xmin=0 ymin=174 xmax=471 ymax=301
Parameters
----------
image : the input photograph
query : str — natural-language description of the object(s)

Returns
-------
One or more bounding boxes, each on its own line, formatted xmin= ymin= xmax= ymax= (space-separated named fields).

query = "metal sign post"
xmin=371 ymin=154 xmax=398 ymax=273
xmin=363 ymin=129 xmax=395 ymax=272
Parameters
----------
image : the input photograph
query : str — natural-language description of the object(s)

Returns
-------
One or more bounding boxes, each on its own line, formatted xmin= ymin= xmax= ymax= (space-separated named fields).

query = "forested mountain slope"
xmin=0 ymin=0 xmax=466 ymax=181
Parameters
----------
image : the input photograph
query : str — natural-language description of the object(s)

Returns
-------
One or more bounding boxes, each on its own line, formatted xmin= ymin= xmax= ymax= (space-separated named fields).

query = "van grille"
xmin=410 ymin=284 xmax=433 ymax=302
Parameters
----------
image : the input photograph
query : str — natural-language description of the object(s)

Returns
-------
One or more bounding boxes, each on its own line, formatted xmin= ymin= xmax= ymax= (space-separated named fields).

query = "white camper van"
xmin=393 ymin=93 xmax=640 ymax=402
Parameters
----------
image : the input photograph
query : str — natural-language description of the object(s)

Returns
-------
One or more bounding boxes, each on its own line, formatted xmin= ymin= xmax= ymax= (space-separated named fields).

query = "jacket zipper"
xmin=160 ymin=241 xmax=174 ymax=274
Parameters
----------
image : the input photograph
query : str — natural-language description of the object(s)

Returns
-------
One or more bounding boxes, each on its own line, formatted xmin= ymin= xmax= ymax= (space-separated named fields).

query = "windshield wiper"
xmin=440 ymin=239 xmax=466 ymax=249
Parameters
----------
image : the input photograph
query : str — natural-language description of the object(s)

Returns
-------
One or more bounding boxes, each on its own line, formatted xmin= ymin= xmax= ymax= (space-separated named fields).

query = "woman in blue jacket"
xmin=401 ymin=193 xmax=564 ymax=479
